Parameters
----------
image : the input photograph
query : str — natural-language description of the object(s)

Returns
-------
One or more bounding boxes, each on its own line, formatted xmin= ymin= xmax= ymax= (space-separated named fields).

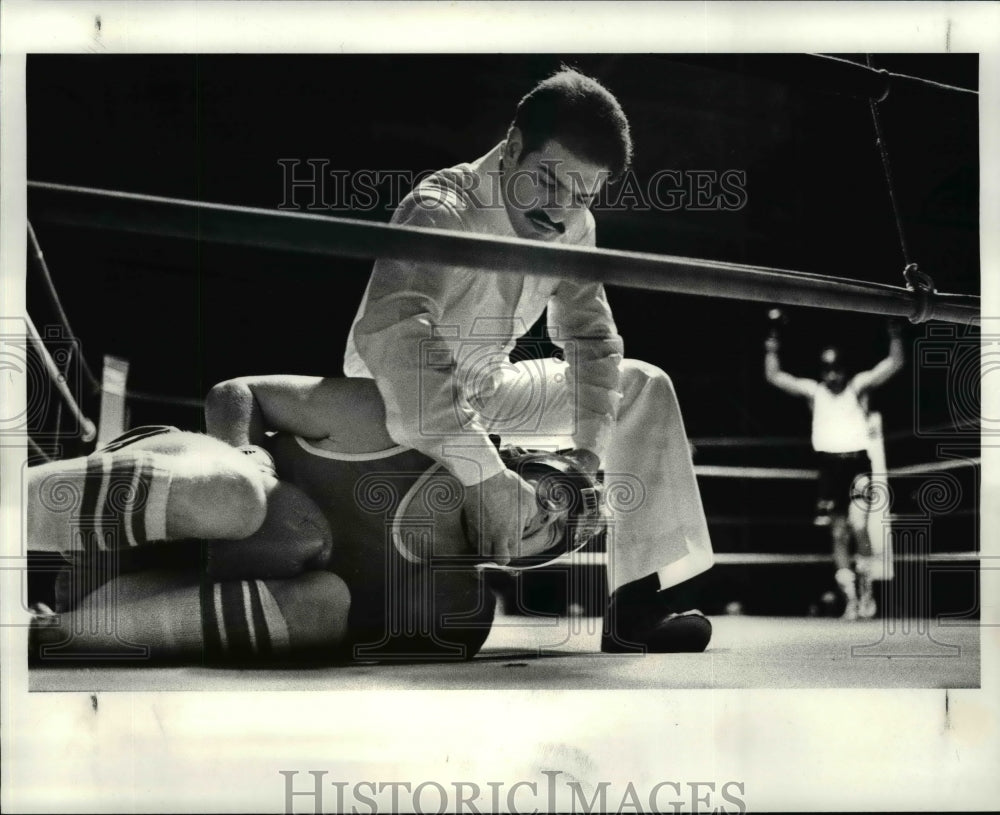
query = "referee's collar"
xmin=465 ymin=143 xmax=517 ymax=237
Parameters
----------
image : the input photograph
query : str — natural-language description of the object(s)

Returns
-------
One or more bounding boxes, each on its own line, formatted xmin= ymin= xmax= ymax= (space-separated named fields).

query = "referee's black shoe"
xmin=600 ymin=576 xmax=712 ymax=653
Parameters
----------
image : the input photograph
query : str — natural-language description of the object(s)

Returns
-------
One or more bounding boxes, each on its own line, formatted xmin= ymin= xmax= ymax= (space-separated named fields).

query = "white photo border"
xmin=2 ymin=2 xmax=998 ymax=812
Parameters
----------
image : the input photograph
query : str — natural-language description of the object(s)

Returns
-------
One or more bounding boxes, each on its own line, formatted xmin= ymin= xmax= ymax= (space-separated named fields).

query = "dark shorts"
xmin=343 ymin=558 xmax=497 ymax=663
xmin=816 ymin=451 xmax=871 ymax=514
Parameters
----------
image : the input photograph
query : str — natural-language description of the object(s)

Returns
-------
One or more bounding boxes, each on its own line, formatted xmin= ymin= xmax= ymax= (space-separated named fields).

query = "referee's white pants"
xmin=481 ymin=357 xmax=714 ymax=591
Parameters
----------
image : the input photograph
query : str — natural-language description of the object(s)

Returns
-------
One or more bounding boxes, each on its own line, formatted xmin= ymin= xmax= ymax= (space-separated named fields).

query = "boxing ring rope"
xmin=690 ymin=435 xmax=809 ymax=448
xmin=690 ymin=420 xmax=979 ymax=448
xmin=668 ymin=54 xmax=978 ymax=103
xmin=125 ymin=389 xmax=204 ymax=409
xmin=27 ymin=436 xmax=53 ymax=463
xmin=28 ymin=220 xmax=101 ymax=393
xmin=554 ymin=550 xmax=980 ymax=568
xmin=27 ymin=181 xmax=980 ymax=326
xmin=694 ymin=456 xmax=979 ymax=481
xmin=711 ymin=551 xmax=978 ymax=566
xmin=696 ymin=465 xmax=818 ymax=480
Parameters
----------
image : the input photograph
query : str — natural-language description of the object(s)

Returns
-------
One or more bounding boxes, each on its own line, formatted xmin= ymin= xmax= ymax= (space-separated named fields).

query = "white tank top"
xmin=811 ymin=383 xmax=869 ymax=453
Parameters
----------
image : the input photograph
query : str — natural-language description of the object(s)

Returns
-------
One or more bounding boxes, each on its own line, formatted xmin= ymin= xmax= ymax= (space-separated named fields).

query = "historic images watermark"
xmin=418 ymin=329 xmax=578 ymax=441
xmin=1 ymin=319 xmax=86 ymax=442
xmin=280 ymin=770 xmax=748 ymax=814
xmin=277 ymin=161 xmax=748 ymax=214
xmin=911 ymin=323 xmax=989 ymax=438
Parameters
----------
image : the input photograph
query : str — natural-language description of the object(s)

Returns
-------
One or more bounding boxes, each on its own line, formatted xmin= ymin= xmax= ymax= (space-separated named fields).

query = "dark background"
xmin=25 ymin=54 xmax=980 ymax=615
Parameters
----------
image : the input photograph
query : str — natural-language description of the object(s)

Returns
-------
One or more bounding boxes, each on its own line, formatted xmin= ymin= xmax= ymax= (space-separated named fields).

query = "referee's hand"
xmin=462 ymin=470 xmax=537 ymax=567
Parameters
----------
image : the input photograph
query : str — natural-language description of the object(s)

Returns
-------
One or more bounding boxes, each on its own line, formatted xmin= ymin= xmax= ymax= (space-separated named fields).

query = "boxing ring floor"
xmin=30 ymin=613 xmax=980 ymax=692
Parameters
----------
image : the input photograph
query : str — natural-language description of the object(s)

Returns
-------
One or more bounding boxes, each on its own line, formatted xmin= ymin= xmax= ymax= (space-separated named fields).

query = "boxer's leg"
xmin=28 ymin=432 xmax=268 ymax=558
xmin=113 ymin=430 xmax=270 ymax=540
xmin=831 ymin=515 xmax=859 ymax=620
xmin=848 ymin=474 xmax=874 ymax=559
xmin=30 ymin=569 xmax=350 ymax=664
xmin=28 ymin=451 xmax=175 ymax=556
xmin=848 ymin=474 xmax=877 ymax=618
xmin=828 ymin=461 xmax=863 ymax=620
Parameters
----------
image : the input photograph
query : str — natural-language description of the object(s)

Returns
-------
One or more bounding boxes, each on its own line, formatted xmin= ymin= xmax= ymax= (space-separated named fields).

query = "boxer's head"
xmin=392 ymin=444 xmax=606 ymax=571
xmin=500 ymin=446 xmax=606 ymax=570
xmin=500 ymin=68 xmax=631 ymax=242
xmin=819 ymin=346 xmax=848 ymax=393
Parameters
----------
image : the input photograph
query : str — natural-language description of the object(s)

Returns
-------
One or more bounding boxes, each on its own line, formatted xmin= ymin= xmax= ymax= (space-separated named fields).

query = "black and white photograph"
xmin=2 ymin=2 xmax=998 ymax=813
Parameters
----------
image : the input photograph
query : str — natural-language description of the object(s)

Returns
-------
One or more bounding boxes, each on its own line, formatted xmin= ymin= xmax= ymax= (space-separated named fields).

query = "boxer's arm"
xmin=764 ymin=338 xmax=817 ymax=399
xmin=851 ymin=321 xmax=905 ymax=394
xmin=205 ymin=375 xmax=394 ymax=452
xmin=205 ymin=376 xmax=274 ymax=446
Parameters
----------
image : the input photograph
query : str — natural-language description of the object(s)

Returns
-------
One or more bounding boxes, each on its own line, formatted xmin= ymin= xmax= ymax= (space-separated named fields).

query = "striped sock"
xmin=201 ymin=579 xmax=291 ymax=663
xmin=32 ymin=451 xmax=172 ymax=556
